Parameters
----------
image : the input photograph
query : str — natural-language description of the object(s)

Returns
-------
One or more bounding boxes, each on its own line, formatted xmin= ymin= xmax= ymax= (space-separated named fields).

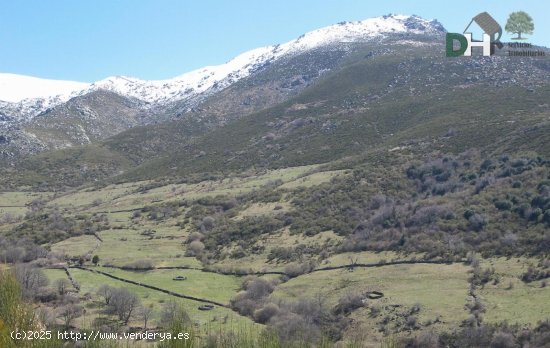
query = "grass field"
xmin=50 ymin=235 xmax=100 ymax=258
xmin=0 ymin=191 xmax=53 ymax=216
xmin=6 ymin=160 xmax=550 ymax=344
xmin=67 ymin=268 xmax=255 ymax=330
xmin=94 ymin=267 xmax=242 ymax=305
xmin=93 ymin=228 xmax=197 ymax=268
xmin=271 ymin=262 xmax=472 ymax=346
xmin=44 ymin=165 xmax=335 ymax=214
xmin=43 ymin=268 xmax=77 ymax=291
xmin=478 ymin=257 xmax=550 ymax=324
xmin=272 ymin=263 xmax=471 ymax=323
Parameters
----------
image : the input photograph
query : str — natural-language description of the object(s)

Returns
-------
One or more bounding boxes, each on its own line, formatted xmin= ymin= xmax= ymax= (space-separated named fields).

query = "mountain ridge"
xmin=0 ymin=14 xmax=445 ymax=122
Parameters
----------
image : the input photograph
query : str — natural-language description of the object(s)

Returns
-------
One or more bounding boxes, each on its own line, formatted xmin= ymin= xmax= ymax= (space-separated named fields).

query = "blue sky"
xmin=1 ymin=0 xmax=548 ymax=82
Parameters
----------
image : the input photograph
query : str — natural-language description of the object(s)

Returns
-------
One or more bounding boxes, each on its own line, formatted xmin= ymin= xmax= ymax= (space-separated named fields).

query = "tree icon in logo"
xmin=505 ymin=11 xmax=534 ymax=40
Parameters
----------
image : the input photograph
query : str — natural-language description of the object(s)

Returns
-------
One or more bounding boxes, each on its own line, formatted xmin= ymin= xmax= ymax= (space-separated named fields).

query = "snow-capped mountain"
xmin=0 ymin=73 xmax=88 ymax=103
xmin=86 ymin=15 xmax=444 ymax=103
xmin=0 ymin=14 xmax=444 ymax=123
xmin=0 ymin=74 xmax=89 ymax=124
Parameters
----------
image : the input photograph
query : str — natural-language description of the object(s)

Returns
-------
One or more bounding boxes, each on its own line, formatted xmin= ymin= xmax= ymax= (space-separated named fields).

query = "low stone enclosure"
xmin=365 ymin=291 xmax=384 ymax=300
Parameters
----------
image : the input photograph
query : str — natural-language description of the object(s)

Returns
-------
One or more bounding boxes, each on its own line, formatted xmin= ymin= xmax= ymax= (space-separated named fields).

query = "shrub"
xmin=530 ymin=208 xmax=543 ymax=221
xmin=185 ymin=241 xmax=205 ymax=257
xmin=159 ymin=301 xmax=191 ymax=327
xmin=92 ymin=255 xmax=99 ymax=265
xmin=405 ymin=315 xmax=419 ymax=329
xmin=468 ymin=213 xmax=487 ymax=231
xmin=464 ymin=209 xmax=476 ymax=220
xmin=231 ymin=297 xmax=257 ymax=316
xmin=121 ymin=259 xmax=154 ymax=270
xmin=475 ymin=176 xmax=494 ymax=194
xmin=284 ymin=261 xmax=317 ymax=278
xmin=254 ymin=303 xmax=280 ymax=324
xmin=494 ymin=200 xmax=512 ymax=211
xmin=333 ymin=292 xmax=364 ymax=315
xmin=490 ymin=331 xmax=518 ymax=348
xmin=186 ymin=231 xmax=204 ymax=243
xmin=242 ymin=277 xmax=275 ymax=300
xmin=35 ymin=287 xmax=58 ymax=303
xmin=269 ymin=311 xmax=320 ymax=344
xmin=201 ymin=216 xmax=215 ymax=231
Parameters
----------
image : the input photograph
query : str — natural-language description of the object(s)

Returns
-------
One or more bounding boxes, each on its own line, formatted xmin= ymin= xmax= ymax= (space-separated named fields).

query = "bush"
xmin=530 ymin=208 xmax=543 ymax=221
xmin=232 ymin=297 xmax=257 ymax=316
xmin=490 ymin=331 xmax=518 ymax=348
xmin=464 ymin=209 xmax=476 ymax=220
xmin=254 ymin=303 xmax=280 ymax=324
xmin=185 ymin=241 xmax=205 ymax=257
xmin=1 ymin=270 xmax=55 ymax=347
xmin=121 ymin=259 xmax=154 ymax=270
xmin=494 ymin=200 xmax=512 ymax=211
xmin=512 ymin=181 xmax=522 ymax=188
xmin=284 ymin=261 xmax=317 ymax=278
xmin=242 ymin=277 xmax=275 ymax=300
xmin=186 ymin=231 xmax=204 ymax=243
xmin=35 ymin=287 xmax=58 ymax=302
xmin=468 ymin=213 xmax=487 ymax=231
xmin=201 ymin=216 xmax=215 ymax=231
xmin=269 ymin=311 xmax=320 ymax=344
xmin=231 ymin=277 xmax=276 ymax=316
xmin=333 ymin=292 xmax=364 ymax=315
xmin=92 ymin=255 xmax=99 ymax=265
xmin=159 ymin=301 xmax=191 ymax=327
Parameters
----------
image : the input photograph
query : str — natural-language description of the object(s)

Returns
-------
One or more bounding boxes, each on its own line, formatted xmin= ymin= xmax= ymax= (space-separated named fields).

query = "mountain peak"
xmin=286 ymin=14 xmax=444 ymax=50
xmin=0 ymin=14 xmax=444 ymax=120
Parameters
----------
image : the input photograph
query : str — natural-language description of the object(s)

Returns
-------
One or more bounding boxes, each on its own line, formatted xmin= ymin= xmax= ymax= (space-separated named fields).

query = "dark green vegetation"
xmin=2 ymin=40 xmax=549 ymax=189
xmin=1 ymin=35 xmax=550 ymax=347
xmin=183 ymin=153 xmax=550 ymax=261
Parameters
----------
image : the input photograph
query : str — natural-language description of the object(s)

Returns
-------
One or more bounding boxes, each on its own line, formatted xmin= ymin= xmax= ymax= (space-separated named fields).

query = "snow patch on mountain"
xmin=0 ymin=14 xmax=444 ymax=121
xmin=0 ymin=73 xmax=88 ymax=103
xmin=83 ymin=15 xmax=444 ymax=105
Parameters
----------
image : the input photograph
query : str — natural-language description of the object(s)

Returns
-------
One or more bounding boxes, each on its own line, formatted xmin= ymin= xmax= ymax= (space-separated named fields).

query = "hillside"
xmin=2 ymin=38 xmax=549 ymax=189
xmin=0 ymin=15 xmax=444 ymax=162
xmin=1 ymin=13 xmax=550 ymax=348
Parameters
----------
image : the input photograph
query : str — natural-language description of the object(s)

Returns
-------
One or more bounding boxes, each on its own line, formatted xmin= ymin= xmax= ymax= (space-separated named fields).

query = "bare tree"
xmin=159 ymin=301 xmax=190 ymax=327
xmin=138 ymin=304 xmax=154 ymax=330
xmin=57 ymin=304 xmax=83 ymax=328
xmin=97 ymin=284 xmax=114 ymax=305
xmin=110 ymin=288 xmax=141 ymax=324
xmin=54 ymin=278 xmax=71 ymax=295
xmin=14 ymin=263 xmax=49 ymax=299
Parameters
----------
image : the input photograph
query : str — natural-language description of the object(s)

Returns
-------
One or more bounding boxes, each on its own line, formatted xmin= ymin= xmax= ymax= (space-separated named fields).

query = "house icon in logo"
xmin=464 ymin=12 xmax=504 ymax=49
xmin=447 ymin=12 xmax=504 ymax=57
